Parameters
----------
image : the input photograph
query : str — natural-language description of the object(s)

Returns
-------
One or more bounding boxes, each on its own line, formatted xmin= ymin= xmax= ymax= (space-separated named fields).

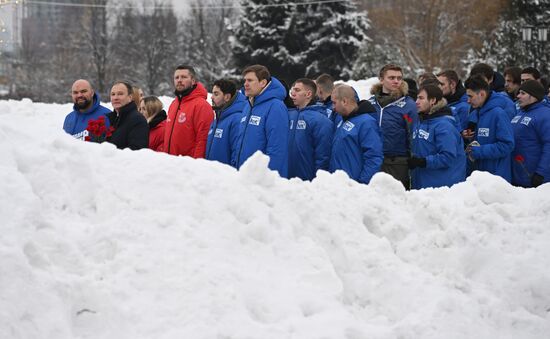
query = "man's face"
xmin=71 ymin=80 xmax=94 ymax=110
xmin=437 ymin=76 xmax=454 ymax=96
xmin=380 ymin=70 xmax=403 ymax=93
xmin=505 ymin=74 xmax=520 ymax=94
xmin=243 ymin=72 xmax=267 ymax=97
xmin=331 ymin=96 xmax=347 ymax=116
xmin=110 ymin=83 xmax=133 ymax=111
xmin=173 ymin=69 xmax=195 ymax=92
xmin=211 ymin=85 xmax=230 ymax=108
xmin=466 ymin=89 xmax=486 ymax=109
xmin=521 ymin=73 xmax=536 ymax=83
xmin=516 ymin=90 xmax=538 ymax=108
xmin=415 ymin=90 xmax=435 ymax=114
xmin=290 ymin=82 xmax=312 ymax=109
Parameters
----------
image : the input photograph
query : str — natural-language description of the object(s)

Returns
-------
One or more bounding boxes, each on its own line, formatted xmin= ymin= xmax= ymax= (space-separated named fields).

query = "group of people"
xmin=62 ymin=62 xmax=550 ymax=189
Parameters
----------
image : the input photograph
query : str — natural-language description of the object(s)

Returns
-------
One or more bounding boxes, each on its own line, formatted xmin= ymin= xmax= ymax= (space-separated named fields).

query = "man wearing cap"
xmin=511 ymin=80 xmax=550 ymax=188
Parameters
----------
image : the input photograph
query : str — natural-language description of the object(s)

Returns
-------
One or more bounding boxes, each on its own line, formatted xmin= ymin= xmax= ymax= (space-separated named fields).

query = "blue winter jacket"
xmin=368 ymin=83 xmax=418 ymax=157
xmin=448 ymin=92 xmax=470 ymax=131
xmin=316 ymin=98 xmax=337 ymax=124
xmin=63 ymin=93 xmax=111 ymax=139
xmin=492 ymin=91 xmax=517 ymax=120
xmin=411 ymin=104 xmax=466 ymax=189
xmin=511 ymin=101 xmax=550 ymax=187
xmin=205 ymin=92 xmax=246 ymax=166
xmin=330 ymin=101 xmax=383 ymax=184
xmin=467 ymin=92 xmax=515 ymax=182
xmin=235 ymin=77 xmax=289 ymax=177
xmin=288 ymin=104 xmax=333 ymax=181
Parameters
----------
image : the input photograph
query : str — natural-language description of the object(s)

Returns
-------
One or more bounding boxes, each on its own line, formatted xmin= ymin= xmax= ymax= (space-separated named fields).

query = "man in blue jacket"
xmin=288 ymin=78 xmax=333 ymax=181
xmin=437 ymin=70 xmax=470 ymax=131
xmin=463 ymin=75 xmax=515 ymax=182
xmin=315 ymin=73 xmax=336 ymax=123
xmin=511 ymin=80 xmax=550 ymax=188
xmin=331 ymin=84 xmax=383 ymax=184
xmin=408 ymin=84 xmax=466 ymax=189
xmin=368 ymin=64 xmax=418 ymax=189
xmin=234 ymin=65 xmax=289 ymax=177
xmin=470 ymin=63 xmax=516 ymax=119
xmin=63 ymin=79 xmax=111 ymax=140
xmin=205 ymin=79 xmax=246 ymax=166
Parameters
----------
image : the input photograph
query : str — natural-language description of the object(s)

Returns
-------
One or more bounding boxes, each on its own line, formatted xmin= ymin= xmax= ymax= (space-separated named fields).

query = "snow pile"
xmin=1 ymin=98 xmax=550 ymax=339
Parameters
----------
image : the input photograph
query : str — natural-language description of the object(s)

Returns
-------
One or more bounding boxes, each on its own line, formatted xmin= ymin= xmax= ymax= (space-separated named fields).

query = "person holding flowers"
xmin=511 ymin=80 xmax=550 ymax=188
xmin=106 ymin=81 xmax=149 ymax=150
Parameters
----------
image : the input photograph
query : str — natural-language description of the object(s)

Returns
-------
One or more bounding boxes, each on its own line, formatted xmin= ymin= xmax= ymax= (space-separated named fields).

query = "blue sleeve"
xmin=359 ymin=119 xmax=383 ymax=184
xmin=265 ymin=102 xmax=289 ymax=177
xmin=474 ymin=110 xmax=514 ymax=159
xmin=63 ymin=114 xmax=72 ymax=133
xmin=535 ymin=115 xmax=550 ymax=178
xmin=426 ymin=124 xmax=459 ymax=169
xmin=229 ymin=117 xmax=241 ymax=168
xmin=311 ymin=116 xmax=333 ymax=172
xmin=505 ymin=100 xmax=517 ymax=120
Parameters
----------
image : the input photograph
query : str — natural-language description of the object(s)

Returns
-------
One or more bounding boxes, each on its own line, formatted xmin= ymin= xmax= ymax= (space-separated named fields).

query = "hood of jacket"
xmin=218 ymin=91 xmax=246 ymax=120
xmin=420 ymin=99 xmax=452 ymax=120
xmin=370 ymin=81 xmax=409 ymax=101
xmin=175 ymin=82 xmax=208 ymax=103
xmin=344 ymin=100 xmax=377 ymax=121
xmin=149 ymin=110 xmax=167 ymax=129
xmin=73 ymin=92 xmax=103 ymax=115
xmin=445 ymin=84 xmax=467 ymax=105
xmin=250 ymin=76 xmax=287 ymax=107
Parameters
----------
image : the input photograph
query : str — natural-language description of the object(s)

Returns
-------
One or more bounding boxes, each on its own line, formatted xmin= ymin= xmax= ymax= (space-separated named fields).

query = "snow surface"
xmin=1 ymin=85 xmax=550 ymax=338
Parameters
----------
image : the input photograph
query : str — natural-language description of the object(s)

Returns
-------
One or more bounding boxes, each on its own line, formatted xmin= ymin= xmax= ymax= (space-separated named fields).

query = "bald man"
xmin=330 ymin=85 xmax=383 ymax=184
xmin=63 ymin=79 xmax=111 ymax=140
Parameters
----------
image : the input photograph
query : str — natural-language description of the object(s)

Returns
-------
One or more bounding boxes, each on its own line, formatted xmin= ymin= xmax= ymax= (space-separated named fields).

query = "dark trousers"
xmin=381 ymin=156 xmax=410 ymax=190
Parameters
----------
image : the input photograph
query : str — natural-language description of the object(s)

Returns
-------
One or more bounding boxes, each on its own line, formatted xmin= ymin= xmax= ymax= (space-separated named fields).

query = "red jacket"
xmin=148 ymin=110 xmax=167 ymax=152
xmin=164 ymin=83 xmax=214 ymax=158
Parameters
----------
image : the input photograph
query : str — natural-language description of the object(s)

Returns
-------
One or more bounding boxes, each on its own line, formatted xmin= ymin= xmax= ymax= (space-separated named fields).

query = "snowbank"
xmin=1 ymin=98 xmax=549 ymax=339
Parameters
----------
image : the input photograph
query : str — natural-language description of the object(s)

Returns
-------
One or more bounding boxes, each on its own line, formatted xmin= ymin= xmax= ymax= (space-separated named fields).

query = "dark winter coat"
xmin=329 ymin=100 xmax=383 ymax=184
xmin=148 ymin=110 xmax=167 ymax=152
xmin=368 ymin=82 xmax=419 ymax=157
xmin=511 ymin=101 xmax=550 ymax=187
xmin=288 ymin=104 xmax=333 ymax=181
xmin=63 ymin=93 xmax=111 ymax=140
xmin=234 ymin=77 xmax=289 ymax=177
xmin=106 ymin=101 xmax=149 ymax=150
xmin=205 ymin=92 xmax=247 ymax=166
xmin=411 ymin=100 xmax=466 ymax=189
xmin=467 ymin=92 xmax=515 ymax=182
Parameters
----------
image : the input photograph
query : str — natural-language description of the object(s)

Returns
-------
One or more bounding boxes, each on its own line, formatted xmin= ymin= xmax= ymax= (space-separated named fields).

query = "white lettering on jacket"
xmin=72 ymin=130 xmax=89 ymax=140
xmin=418 ymin=129 xmax=430 ymax=140
xmin=343 ymin=121 xmax=355 ymax=132
xmin=214 ymin=128 xmax=223 ymax=138
xmin=478 ymin=128 xmax=490 ymax=137
xmin=511 ymin=115 xmax=521 ymax=123
xmin=297 ymin=120 xmax=307 ymax=129
xmin=249 ymin=115 xmax=261 ymax=126
xmin=521 ymin=117 xmax=532 ymax=126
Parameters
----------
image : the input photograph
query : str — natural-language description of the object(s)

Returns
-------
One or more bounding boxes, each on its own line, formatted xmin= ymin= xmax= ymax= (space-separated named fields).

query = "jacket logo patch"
xmin=326 ymin=109 xmax=333 ymax=118
xmin=368 ymin=97 xmax=377 ymax=105
xmin=337 ymin=120 xmax=343 ymax=128
xmin=520 ymin=117 xmax=532 ymax=126
xmin=214 ymin=128 xmax=223 ymax=138
xmin=478 ymin=128 xmax=490 ymax=137
xmin=249 ymin=115 xmax=261 ymax=126
xmin=297 ymin=120 xmax=307 ymax=129
xmin=394 ymin=100 xmax=406 ymax=108
xmin=343 ymin=121 xmax=355 ymax=132
xmin=178 ymin=112 xmax=187 ymax=123
xmin=240 ymin=116 xmax=246 ymax=123
xmin=419 ymin=129 xmax=430 ymax=140
xmin=511 ymin=115 xmax=521 ymax=123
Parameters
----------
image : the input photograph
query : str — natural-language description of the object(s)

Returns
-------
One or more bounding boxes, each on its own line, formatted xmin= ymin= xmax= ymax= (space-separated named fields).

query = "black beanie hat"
xmin=519 ymin=80 xmax=545 ymax=101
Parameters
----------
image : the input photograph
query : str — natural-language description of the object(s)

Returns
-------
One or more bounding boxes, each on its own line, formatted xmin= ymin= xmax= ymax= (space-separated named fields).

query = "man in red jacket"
xmin=164 ymin=65 xmax=214 ymax=158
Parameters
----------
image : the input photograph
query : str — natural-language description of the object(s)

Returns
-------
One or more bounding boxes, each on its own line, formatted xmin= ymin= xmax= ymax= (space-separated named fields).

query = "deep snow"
xmin=1 ymin=82 xmax=550 ymax=338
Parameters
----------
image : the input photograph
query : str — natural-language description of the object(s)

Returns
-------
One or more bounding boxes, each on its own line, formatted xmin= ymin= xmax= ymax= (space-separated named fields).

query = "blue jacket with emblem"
xmin=288 ymin=104 xmax=333 ymax=180
xmin=411 ymin=101 xmax=466 ymax=189
xmin=511 ymin=101 xmax=550 ymax=187
xmin=368 ymin=82 xmax=418 ymax=157
xmin=234 ymin=77 xmax=289 ymax=177
xmin=467 ymin=92 xmax=515 ymax=182
xmin=316 ymin=97 xmax=337 ymax=125
xmin=63 ymin=93 xmax=111 ymax=139
xmin=445 ymin=86 xmax=470 ymax=131
xmin=492 ymin=91 xmax=517 ymax=120
xmin=330 ymin=100 xmax=383 ymax=184
xmin=205 ymin=92 xmax=246 ymax=166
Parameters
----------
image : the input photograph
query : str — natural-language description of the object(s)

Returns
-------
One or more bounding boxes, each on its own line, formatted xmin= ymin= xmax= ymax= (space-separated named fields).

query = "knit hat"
xmin=519 ymin=80 xmax=545 ymax=101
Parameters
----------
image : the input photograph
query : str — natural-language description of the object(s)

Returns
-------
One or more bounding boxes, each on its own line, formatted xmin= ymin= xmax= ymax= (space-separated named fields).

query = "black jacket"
xmin=107 ymin=102 xmax=149 ymax=150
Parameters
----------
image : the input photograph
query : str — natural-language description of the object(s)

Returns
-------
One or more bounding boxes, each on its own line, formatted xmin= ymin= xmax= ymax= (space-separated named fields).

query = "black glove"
xmin=407 ymin=157 xmax=427 ymax=169
xmin=531 ymin=173 xmax=544 ymax=188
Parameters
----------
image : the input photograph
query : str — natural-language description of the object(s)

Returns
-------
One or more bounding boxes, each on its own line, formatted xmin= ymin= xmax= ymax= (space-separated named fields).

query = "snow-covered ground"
xmin=1 ymin=83 xmax=550 ymax=338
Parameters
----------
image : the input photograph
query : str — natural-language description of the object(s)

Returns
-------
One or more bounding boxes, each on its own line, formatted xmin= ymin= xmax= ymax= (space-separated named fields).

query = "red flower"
xmin=85 ymin=135 xmax=91 ymax=141
xmin=85 ymin=116 xmax=112 ymax=143
xmin=514 ymin=154 xmax=525 ymax=163
xmin=403 ymin=114 xmax=413 ymax=124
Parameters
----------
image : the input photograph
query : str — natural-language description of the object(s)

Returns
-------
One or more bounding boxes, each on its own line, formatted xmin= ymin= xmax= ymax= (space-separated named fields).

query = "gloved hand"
xmin=531 ymin=173 xmax=544 ymax=188
xmin=407 ymin=157 xmax=427 ymax=169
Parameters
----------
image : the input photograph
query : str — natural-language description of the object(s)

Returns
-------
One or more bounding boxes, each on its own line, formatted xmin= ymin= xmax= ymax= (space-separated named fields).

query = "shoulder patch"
xmin=343 ymin=121 xmax=355 ymax=132
xmin=214 ymin=128 xmax=223 ymax=138
xmin=511 ymin=115 xmax=521 ymax=123
xmin=478 ymin=127 xmax=490 ymax=137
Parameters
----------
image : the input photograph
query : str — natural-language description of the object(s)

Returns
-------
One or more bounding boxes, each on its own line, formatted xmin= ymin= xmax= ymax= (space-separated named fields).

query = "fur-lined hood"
xmin=420 ymin=98 xmax=451 ymax=120
xmin=370 ymin=81 xmax=409 ymax=100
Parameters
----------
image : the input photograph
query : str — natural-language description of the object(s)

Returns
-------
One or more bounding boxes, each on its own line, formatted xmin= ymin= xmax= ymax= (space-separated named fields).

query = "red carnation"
xmin=514 ymin=154 xmax=525 ymax=163
xmin=403 ymin=114 xmax=413 ymax=124
xmin=85 ymin=116 xmax=112 ymax=143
